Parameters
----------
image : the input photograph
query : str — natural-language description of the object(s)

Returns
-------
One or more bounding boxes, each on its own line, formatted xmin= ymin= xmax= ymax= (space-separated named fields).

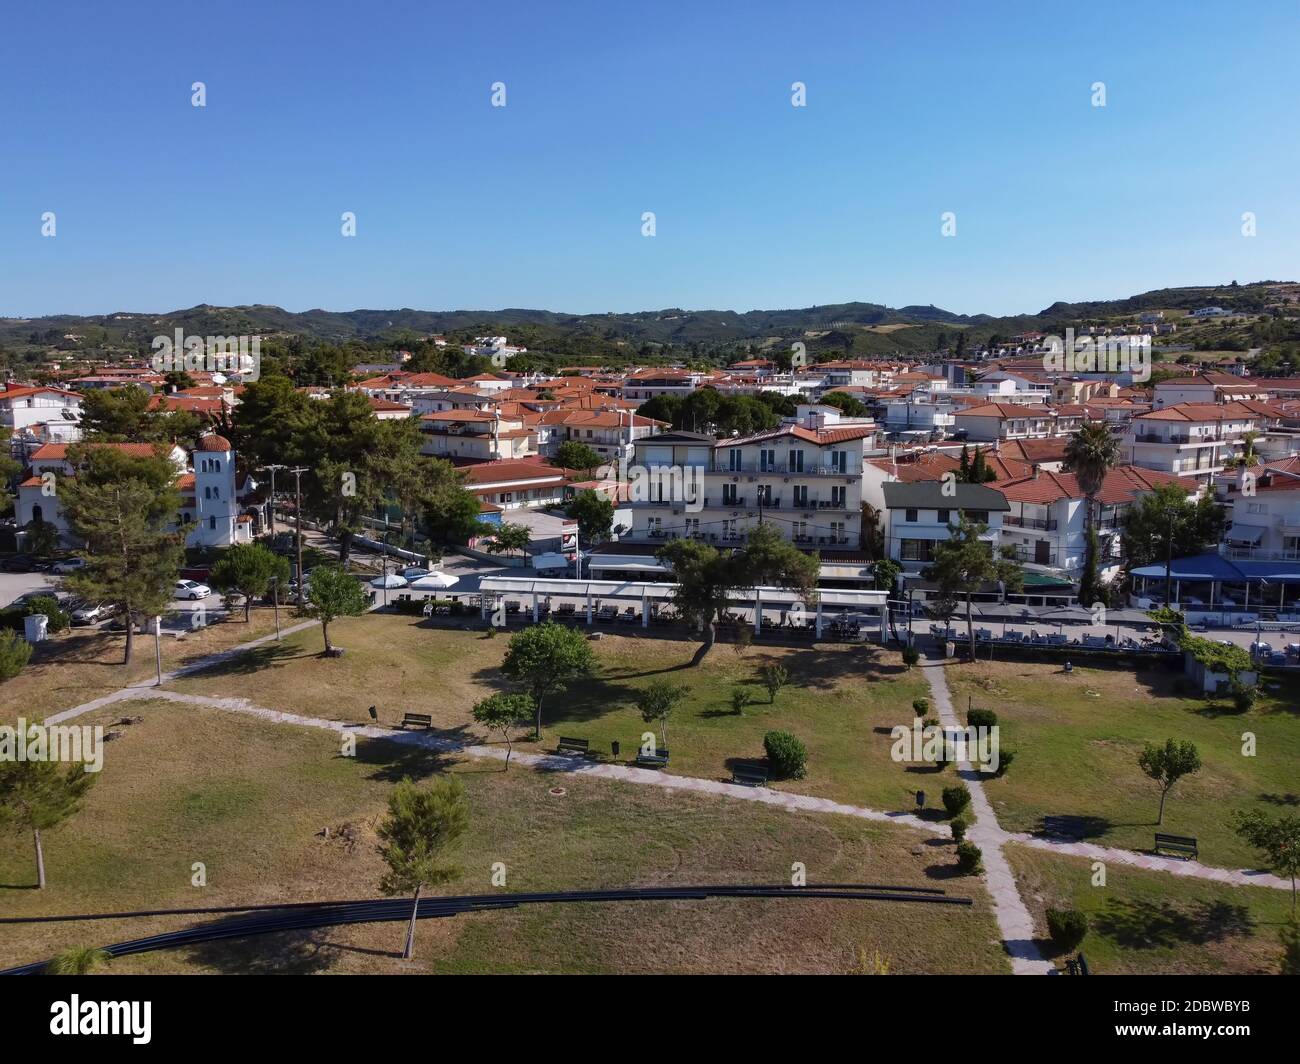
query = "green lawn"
xmin=0 ymin=699 xmax=1008 ymax=974
xmin=944 ymin=659 xmax=1300 ymax=869
xmin=169 ymin=613 xmax=940 ymax=812
xmin=1006 ymin=843 xmax=1296 ymax=975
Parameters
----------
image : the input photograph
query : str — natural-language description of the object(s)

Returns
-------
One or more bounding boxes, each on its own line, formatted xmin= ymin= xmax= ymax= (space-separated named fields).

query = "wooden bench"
xmin=634 ymin=746 xmax=670 ymax=768
xmin=1154 ymin=832 xmax=1198 ymax=860
xmin=730 ymin=764 xmax=768 ymax=787
xmin=1065 ymin=952 xmax=1090 ymax=976
xmin=398 ymin=712 xmax=433 ymax=729
xmin=556 ymin=736 xmax=589 ymax=757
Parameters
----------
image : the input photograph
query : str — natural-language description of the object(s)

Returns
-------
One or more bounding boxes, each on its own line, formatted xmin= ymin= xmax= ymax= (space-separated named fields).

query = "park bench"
xmin=730 ymin=764 xmax=768 ymax=787
xmin=1154 ymin=832 xmax=1198 ymax=860
xmin=556 ymin=736 xmax=590 ymax=757
xmin=634 ymin=746 xmax=670 ymax=768
xmin=1064 ymin=952 xmax=1091 ymax=976
xmin=398 ymin=712 xmax=433 ymax=729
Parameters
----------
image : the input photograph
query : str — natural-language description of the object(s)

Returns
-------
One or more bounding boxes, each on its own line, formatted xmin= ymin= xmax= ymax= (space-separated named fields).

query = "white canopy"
xmin=410 ymin=571 xmax=459 ymax=590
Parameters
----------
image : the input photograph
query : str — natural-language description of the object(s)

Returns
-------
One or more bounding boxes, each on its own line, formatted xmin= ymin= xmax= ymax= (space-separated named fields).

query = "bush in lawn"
xmin=993 ymin=749 xmax=1015 ymax=778
xmin=942 ymin=784 xmax=971 ymax=818
xmin=1230 ymin=679 xmax=1257 ymax=713
xmin=950 ymin=817 xmax=968 ymax=843
xmin=912 ymin=698 xmax=928 ymax=717
xmin=901 ymin=645 xmax=920 ymax=669
xmin=758 ymin=663 xmax=789 ymax=703
xmin=967 ymin=707 xmax=997 ymax=729
xmin=955 ymin=841 xmax=983 ymax=874
xmin=730 ymin=688 xmax=752 ymax=715
xmin=23 ymin=595 xmax=69 ymax=633
xmin=763 ymin=730 xmax=807 ymax=780
xmin=1046 ymin=909 xmax=1089 ymax=952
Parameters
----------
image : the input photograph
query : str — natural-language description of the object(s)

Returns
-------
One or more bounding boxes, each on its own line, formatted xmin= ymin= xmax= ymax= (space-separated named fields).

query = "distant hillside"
xmin=2 ymin=281 xmax=1295 ymax=369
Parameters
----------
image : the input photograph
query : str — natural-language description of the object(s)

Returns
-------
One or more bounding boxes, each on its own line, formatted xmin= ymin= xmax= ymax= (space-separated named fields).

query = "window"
xmin=788 ymin=449 xmax=804 ymax=473
xmin=964 ymin=510 xmax=989 ymax=524
xmin=759 ymin=448 xmax=776 ymax=472
xmin=757 ymin=484 xmax=773 ymax=505
xmin=723 ymin=483 xmax=738 ymax=505
xmin=937 ymin=509 xmax=950 ymax=523
xmin=728 ymin=449 xmax=742 ymax=471
xmin=792 ymin=485 xmax=808 ymax=507
xmin=831 ymin=485 xmax=846 ymax=507
xmin=900 ymin=539 xmax=936 ymax=562
xmin=828 ymin=450 xmax=847 ymax=473
xmin=905 ymin=508 xmax=918 ymax=522
xmin=209 ymin=516 xmax=217 ymax=530
xmin=1247 ymin=502 xmax=1267 ymax=515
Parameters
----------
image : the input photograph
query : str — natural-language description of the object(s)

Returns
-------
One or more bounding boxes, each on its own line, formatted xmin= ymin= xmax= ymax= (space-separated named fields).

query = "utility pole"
xmin=259 ymin=464 xmax=286 ymax=538
xmin=154 ymin=615 xmax=163 ymax=686
xmin=271 ymin=574 xmax=282 ymax=640
xmin=1163 ymin=510 xmax=1175 ymax=607
xmin=289 ymin=466 xmax=310 ymax=608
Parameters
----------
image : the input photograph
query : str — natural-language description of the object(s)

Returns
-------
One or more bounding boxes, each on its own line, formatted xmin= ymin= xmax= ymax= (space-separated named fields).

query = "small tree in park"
xmin=485 ymin=522 xmax=531 ymax=560
xmin=1046 ymin=909 xmax=1089 ymax=952
xmin=376 ymin=776 xmax=469 ymax=960
xmin=471 ymin=693 xmax=535 ymax=770
xmin=1233 ymin=809 xmax=1300 ymax=914
xmin=758 ymin=663 xmax=789 ymax=703
xmin=0 ymin=759 xmax=96 ymax=889
xmin=305 ymin=564 xmax=369 ymax=655
xmin=209 ymin=542 xmax=291 ymax=622
xmin=501 ymin=621 xmax=596 ymax=739
xmin=1138 ymin=738 xmax=1202 ymax=826
xmin=635 ymin=680 xmax=687 ymax=747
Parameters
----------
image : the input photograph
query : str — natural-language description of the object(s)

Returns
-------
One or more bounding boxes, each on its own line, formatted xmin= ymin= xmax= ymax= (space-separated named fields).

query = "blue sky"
xmin=2 ymin=0 xmax=1297 ymax=319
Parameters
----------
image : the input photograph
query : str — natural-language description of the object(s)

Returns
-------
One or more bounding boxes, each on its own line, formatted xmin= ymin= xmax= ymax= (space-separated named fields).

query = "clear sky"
xmin=2 ymin=0 xmax=1297 ymax=319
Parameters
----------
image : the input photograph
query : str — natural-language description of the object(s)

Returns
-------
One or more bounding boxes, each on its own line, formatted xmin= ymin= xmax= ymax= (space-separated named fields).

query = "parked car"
xmin=71 ymin=601 xmax=123 ymax=626
xmin=51 ymin=556 xmax=87 ymax=574
xmin=9 ymin=591 xmax=67 ymax=612
xmin=175 ymin=579 xmax=212 ymax=600
xmin=0 ymin=554 xmax=48 ymax=573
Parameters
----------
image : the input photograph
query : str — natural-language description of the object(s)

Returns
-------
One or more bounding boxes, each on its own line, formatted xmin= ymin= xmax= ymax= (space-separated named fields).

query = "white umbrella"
xmin=370 ymin=573 xmax=409 ymax=589
xmin=410 ymin=571 xmax=458 ymax=590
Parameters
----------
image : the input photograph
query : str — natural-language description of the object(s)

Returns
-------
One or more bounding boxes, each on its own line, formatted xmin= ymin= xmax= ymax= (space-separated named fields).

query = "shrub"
xmin=942 ymin=784 xmax=971 ymax=818
xmin=1230 ymin=679 xmax=1257 ymax=713
xmin=763 ymin=730 xmax=808 ymax=780
xmin=967 ymin=707 xmax=997 ymax=729
xmin=758 ymin=663 xmax=789 ymax=703
xmin=901 ymin=645 xmax=920 ymax=669
xmin=950 ymin=817 xmax=968 ymax=843
xmin=732 ymin=626 xmax=752 ymax=657
xmin=993 ymin=749 xmax=1015 ymax=778
xmin=730 ymin=688 xmax=752 ymax=715
xmin=912 ymin=698 xmax=929 ymax=717
xmin=955 ymin=840 xmax=983 ymax=874
xmin=24 ymin=595 xmax=69 ymax=633
xmin=1046 ymin=908 xmax=1089 ymax=952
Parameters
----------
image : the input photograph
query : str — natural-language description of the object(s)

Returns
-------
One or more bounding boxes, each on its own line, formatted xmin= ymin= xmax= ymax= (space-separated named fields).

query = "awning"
xmin=1224 ymin=523 xmax=1265 ymax=545
xmin=530 ymin=553 xmax=570 ymax=570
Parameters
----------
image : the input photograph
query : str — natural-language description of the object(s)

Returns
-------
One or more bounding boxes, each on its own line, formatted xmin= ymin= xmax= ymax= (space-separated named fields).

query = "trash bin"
xmin=611 ymin=740 xmax=620 ymax=757
xmin=23 ymin=613 xmax=48 ymax=644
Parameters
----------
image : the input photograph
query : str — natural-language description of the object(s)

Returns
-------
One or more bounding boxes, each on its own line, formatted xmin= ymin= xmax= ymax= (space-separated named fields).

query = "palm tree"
xmin=1064 ymin=423 xmax=1122 ymax=605
xmin=46 ymin=946 xmax=111 ymax=975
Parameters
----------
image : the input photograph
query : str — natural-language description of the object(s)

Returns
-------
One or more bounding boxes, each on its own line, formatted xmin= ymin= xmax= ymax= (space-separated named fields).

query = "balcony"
xmin=1003 ymin=514 xmax=1058 ymax=531
xmin=710 ymin=461 xmax=860 ymax=476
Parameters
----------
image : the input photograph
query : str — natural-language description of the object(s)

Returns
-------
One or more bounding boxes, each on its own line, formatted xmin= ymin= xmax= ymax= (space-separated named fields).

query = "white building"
xmin=879 ymin=481 xmax=1009 ymax=572
xmin=1124 ymin=403 xmax=1256 ymax=484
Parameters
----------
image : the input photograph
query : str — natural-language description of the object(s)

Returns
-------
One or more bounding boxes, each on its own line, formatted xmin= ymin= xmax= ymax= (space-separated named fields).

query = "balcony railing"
xmin=1004 ymin=515 xmax=1058 ymax=531
xmin=637 ymin=531 xmax=851 ymax=547
xmin=710 ymin=462 xmax=860 ymax=475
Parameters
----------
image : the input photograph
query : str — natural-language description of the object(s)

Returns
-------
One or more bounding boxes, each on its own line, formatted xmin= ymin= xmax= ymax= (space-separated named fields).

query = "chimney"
xmin=1032 ymin=463 xmax=1040 ymax=479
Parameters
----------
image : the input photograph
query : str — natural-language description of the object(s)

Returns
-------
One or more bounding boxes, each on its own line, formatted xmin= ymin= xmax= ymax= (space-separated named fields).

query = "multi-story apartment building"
xmin=418 ymin=410 xmax=535 ymax=462
xmin=1216 ymin=463 xmax=1300 ymax=561
xmin=620 ymin=369 xmax=716 ymax=403
xmin=624 ymin=421 xmax=875 ymax=550
xmin=879 ymin=481 xmax=1008 ymax=571
xmin=1152 ymin=371 xmax=1269 ymax=409
xmin=0 ymin=385 xmax=83 ymax=440
xmin=952 ymin=403 xmax=1063 ymax=442
xmin=996 ymin=466 xmax=1189 ymax=579
xmin=1124 ymin=403 xmax=1256 ymax=484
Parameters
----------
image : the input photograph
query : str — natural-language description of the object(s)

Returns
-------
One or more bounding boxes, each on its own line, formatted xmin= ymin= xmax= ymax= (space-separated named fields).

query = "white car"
xmin=51 ymin=557 xmax=86 ymax=574
xmin=175 ymin=580 xmax=212 ymax=600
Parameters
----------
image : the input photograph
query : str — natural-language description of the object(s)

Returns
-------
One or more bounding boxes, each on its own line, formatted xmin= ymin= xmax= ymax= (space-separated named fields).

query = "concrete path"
xmin=920 ymin=659 xmax=1057 ymax=975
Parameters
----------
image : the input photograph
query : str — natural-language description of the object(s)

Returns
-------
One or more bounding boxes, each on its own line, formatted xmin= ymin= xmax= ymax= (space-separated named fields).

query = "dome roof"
xmin=197 ymin=434 xmax=232 ymax=452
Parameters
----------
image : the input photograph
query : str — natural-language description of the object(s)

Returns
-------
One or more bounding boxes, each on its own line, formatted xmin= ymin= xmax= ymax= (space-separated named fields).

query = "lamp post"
xmin=153 ymin=615 xmax=163 ymax=686
xmin=258 ymin=464 xmax=286 ymax=538
xmin=288 ymin=466 xmax=309 ymax=608
xmin=271 ymin=574 xmax=281 ymax=640
xmin=1163 ymin=510 xmax=1175 ymax=607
